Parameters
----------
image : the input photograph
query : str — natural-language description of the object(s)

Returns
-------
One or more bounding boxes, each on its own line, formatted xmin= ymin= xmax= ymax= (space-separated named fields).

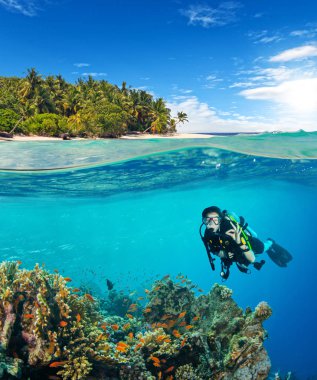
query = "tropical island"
xmin=0 ymin=69 xmax=188 ymax=139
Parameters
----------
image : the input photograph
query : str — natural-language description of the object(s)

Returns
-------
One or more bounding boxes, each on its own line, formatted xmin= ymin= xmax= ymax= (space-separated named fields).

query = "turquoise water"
xmin=1 ymin=133 xmax=317 ymax=378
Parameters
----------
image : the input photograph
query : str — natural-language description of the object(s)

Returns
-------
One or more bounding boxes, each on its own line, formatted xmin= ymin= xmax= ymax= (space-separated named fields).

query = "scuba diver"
xmin=200 ymin=206 xmax=292 ymax=280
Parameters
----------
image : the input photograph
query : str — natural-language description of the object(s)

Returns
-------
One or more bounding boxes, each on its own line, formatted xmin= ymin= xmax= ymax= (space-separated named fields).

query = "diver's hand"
xmin=226 ymin=222 xmax=242 ymax=244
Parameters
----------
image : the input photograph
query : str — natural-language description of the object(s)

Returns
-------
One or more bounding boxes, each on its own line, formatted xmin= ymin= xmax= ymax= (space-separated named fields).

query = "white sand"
xmin=0 ymin=133 xmax=213 ymax=142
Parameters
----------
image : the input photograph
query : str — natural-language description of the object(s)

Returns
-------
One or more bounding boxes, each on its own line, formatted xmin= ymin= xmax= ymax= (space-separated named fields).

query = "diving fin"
xmin=267 ymin=239 xmax=293 ymax=267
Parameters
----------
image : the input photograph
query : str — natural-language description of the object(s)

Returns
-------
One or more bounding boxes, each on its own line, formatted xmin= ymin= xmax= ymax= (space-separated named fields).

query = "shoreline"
xmin=0 ymin=133 xmax=214 ymax=142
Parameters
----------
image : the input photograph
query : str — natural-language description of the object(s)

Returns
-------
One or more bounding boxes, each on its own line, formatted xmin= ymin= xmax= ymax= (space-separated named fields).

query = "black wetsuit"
xmin=203 ymin=216 xmax=265 ymax=266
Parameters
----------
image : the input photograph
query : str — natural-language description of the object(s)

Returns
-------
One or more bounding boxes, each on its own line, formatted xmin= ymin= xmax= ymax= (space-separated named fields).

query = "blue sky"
xmin=1 ymin=0 xmax=317 ymax=132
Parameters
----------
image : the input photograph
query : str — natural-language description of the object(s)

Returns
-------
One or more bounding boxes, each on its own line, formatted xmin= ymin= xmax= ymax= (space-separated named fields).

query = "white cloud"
xmin=81 ymin=72 xmax=107 ymax=77
xmin=248 ymin=30 xmax=282 ymax=44
xmin=167 ymin=96 xmax=277 ymax=133
xmin=74 ymin=63 xmax=91 ymax=68
xmin=270 ymin=45 xmax=317 ymax=62
xmin=240 ymin=78 xmax=317 ymax=119
xmin=180 ymin=2 xmax=241 ymax=28
xmin=0 ymin=0 xmax=38 ymax=16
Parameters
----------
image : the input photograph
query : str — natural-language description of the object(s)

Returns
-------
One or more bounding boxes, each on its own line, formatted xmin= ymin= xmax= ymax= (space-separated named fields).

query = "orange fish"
xmin=17 ymin=260 xmax=22 ymax=265
xmin=111 ymin=324 xmax=119 ymax=331
xmin=156 ymin=335 xmax=166 ymax=343
xmin=126 ymin=314 xmax=134 ymax=319
xmin=154 ymin=286 xmax=161 ymax=291
xmin=153 ymin=362 xmax=161 ymax=368
xmin=192 ymin=316 xmax=200 ymax=321
xmin=144 ymin=308 xmax=152 ymax=313
xmin=181 ymin=279 xmax=187 ymax=283
xmin=165 ymin=366 xmax=175 ymax=373
xmin=129 ymin=303 xmax=137 ymax=308
xmin=49 ymin=361 xmax=67 ymax=368
xmin=178 ymin=321 xmax=186 ymax=327
xmin=150 ymin=356 xmax=160 ymax=364
xmin=24 ymin=314 xmax=34 ymax=319
xmin=180 ymin=337 xmax=187 ymax=347
xmin=76 ymin=314 xmax=81 ymax=322
xmin=72 ymin=288 xmax=81 ymax=292
xmin=123 ymin=323 xmax=131 ymax=330
xmin=59 ymin=321 xmax=68 ymax=327
xmin=64 ymin=277 xmax=72 ymax=282
xmin=178 ymin=311 xmax=186 ymax=318
xmin=145 ymin=289 xmax=150 ymax=294
xmin=172 ymin=329 xmax=181 ymax=338
xmin=100 ymin=323 xmax=107 ymax=330
xmin=128 ymin=332 xmax=134 ymax=339
xmin=185 ymin=325 xmax=193 ymax=330
xmin=84 ymin=294 xmax=94 ymax=302
xmin=134 ymin=343 xmax=142 ymax=351
xmin=117 ymin=341 xmax=128 ymax=348
xmin=137 ymin=296 xmax=144 ymax=300
xmin=164 ymin=338 xmax=171 ymax=343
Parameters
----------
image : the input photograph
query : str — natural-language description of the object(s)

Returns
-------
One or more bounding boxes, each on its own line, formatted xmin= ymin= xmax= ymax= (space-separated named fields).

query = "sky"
xmin=1 ymin=0 xmax=317 ymax=132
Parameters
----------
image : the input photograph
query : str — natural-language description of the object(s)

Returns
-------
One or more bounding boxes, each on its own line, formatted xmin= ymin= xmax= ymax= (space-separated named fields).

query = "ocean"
xmin=0 ymin=131 xmax=317 ymax=379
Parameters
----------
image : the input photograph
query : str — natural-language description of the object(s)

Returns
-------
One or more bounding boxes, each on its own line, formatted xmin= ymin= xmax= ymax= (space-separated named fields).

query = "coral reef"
xmin=0 ymin=262 xmax=272 ymax=380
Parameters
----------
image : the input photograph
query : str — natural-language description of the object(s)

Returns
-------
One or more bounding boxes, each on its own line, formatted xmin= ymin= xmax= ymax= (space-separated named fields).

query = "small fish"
xmin=129 ymin=290 xmax=136 ymax=296
xmin=164 ymin=338 xmax=171 ymax=343
xmin=144 ymin=308 xmax=152 ymax=313
xmin=181 ymin=338 xmax=187 ymax=347
xmin=158 ymin=372 xmax=162 ymax=380
xmin=178 ymin=311 xmax=186 ymax=318
xmin=106 ymin=279 xmax=114 ymax=291
xmin=165 ymin=366 xmax=175 ymax=373
xmin=153 ymin=362 xmax=161 ymax=367
xmin=172 ymin=329 xmax=181 ymax=338
xmin=17 ymin=260 xmax=22 ymax=265
xmin=64 ymin=277 xmax=72 ymax=282
xmin=117 ymin=341 xmax=128 ymax=348
xmin=145 ymin=289 xmax=150 ymax=294
xmin=123 ymin=323 xmax=131 ymax=330
xmin=128 ymin=332 xmax=134 ymax=339
xmin=49 ymin=361 xmax=67 ymax=368
xmin=111 ymin=324 xmax=119 ymax=331
xmin=150 ymin=356 xmax=160 ymax=364
xmin=76 ymin=314 xmax=81 ymax=322
xmin=198 ymin=288 xmax=204 ymax=292
xmin=59 ymin=321 xmax=68 ymax=327
xmin=126 ymin=314 xmax=134 ymax=319
xmin=156 ymin=335 xmax=166 ymax=343
xmin=48 ymin=376 xmax=61 ymax=380
xmin=154 ymin=285 xmax=161 ymax=291
xmin=185 ymin=325 xmax=193 ymax=330
xmin=100 ymin=323 xmax=107 ymax=330
xmin=72 ymin=288 xmax=81 ymax=292
xmin=163 ymin=274 xmax=170 ymax=280
xmin=24 ymin=314 xmax=34 ymax=319
xmin=178 ymin=321 xmax=186 ymax=327
xmin=192 ymin=316 xmax=200 ymax=321
xmin=84 ymin=293 xmax=94 ymax=302
xmin=137 ymin=296 xmax=144 ymax=300
xmin=53 ymin=269 xmax=59 ymax=273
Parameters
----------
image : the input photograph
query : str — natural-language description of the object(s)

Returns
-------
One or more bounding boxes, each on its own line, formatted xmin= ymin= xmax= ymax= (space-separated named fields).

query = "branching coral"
xmin=0 ymin=262 xmax=273 ymax=380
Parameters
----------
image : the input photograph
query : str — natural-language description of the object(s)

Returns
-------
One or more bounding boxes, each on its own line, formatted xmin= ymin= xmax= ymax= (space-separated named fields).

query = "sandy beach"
xmin=0 ymin=133 xmax=214 ymax=142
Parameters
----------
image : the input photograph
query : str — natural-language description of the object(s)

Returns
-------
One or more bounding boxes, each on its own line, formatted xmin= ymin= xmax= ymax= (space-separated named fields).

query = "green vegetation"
xmin=0 ymin=69 xmax=188 ymax=138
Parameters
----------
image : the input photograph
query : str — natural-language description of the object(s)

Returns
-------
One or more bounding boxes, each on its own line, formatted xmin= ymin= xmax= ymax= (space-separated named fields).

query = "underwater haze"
xmin=1 ymin=132 xmax=317 ymax=379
